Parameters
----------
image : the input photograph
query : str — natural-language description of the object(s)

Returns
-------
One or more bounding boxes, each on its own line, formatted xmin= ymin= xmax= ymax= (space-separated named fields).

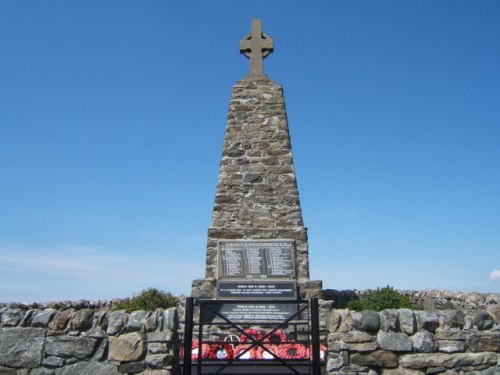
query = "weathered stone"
xmin=411 ymin=331 xmax=437 ymax=352
xmin=57 ymin=361 xmax=119 ymax=375
xmin=439 ymin=310 xmax=465 ymax=329
xmin=0 ymin=366 xmax=17 ymax=375
xmin=466 ymin=331 xmax=500 ymax=352
xmin=0 ymin=327 xmax=45 ymax=368
xmin=93 ymin=338 xmax=108 ymax=361
xmin=107 ymin=310 xmax=126 ymax=335
xmin=1 ymin=309 xmax=22 ymax=326
xmin=68 ymin=308 xmax=93 ymax=331
xmin=340 ymin=331 xmax=375 ymax=343
xmin=139 ymin=370 xmax=172 ymax=375
xmin=347 ymin=341 xmax=379 ymax=352
xmin=399 ymin=352 xmax=497 ymax=369
xmin=20 ymin=309 xmax=36 ymax=326
xmin=51 ymin=309 xmax=72 ymax=330
xmin=486 ymin=305 xmax=500 ymax=323
xmin=126 ymin=310 xmax=150 ymax=331
xmin=162 ymin=308 xmax=176 ymax=331
xmin=379 ymin=310 xmax=398 ymax=332
xmin=32 ymin=309 xmax=57 ymax=328
xmin=144 ymin=312 xmax=158 ymax=332
xmin=145 ymin=353 xmax=175 ymax=368
xmin=350 ymin=351 xmax=398 ymax=367
xmin=414 ymin=311 xmax=439 ymax=332
xmin=147 ymin=330 xmax=173 ymax=342
xmin=398 ymin=309 xmax=416 ymax=334
xmin=148 ymin=342 xmax=170 ymax=354
xmin=352 ymin=310 xmax=380 ymax=332
xmin=327 ymin=309 xmax=352 ymax=333
xmin=45 ymin=336 xmax=99 ymax=359
xmin=29 ymin=368 xmax=55 ymax=375
xmin=326 ymin=353 xmax=344 ymax=371
xmin=41 ymin=356 xmax=64 ymax=367
xmin=434 ymin=329 xmax=467 ymax=341
xmin=381 ymin=369 xmax=424 ymax=375
xmin=437 ymin=340 xmax=465 ymax=353
xmin=377 ymin=331 xmax=413 ymax=352
xmin=108 ymin=332 xmax=146 ymax=362
xmin=472 ymin=310 xmax=495 ymax=330
xmin=118 ymin=362 xmax=145 ymax=373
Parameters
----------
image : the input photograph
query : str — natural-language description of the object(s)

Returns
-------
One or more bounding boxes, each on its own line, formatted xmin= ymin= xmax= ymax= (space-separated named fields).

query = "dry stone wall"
xmin=325 ymin=304 xmax=499 ymax=374
xmin=0 ymin=301 xmax=178 ymax=375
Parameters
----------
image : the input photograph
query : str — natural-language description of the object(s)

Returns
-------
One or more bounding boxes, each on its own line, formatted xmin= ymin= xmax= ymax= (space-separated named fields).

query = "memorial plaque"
xmin=201 ymin=303 xmax=298 ymax=323
xmin=218 ymin=240 xmax=295 ymax=279
xmin=217 ymin=281 xmax=297 ymax=299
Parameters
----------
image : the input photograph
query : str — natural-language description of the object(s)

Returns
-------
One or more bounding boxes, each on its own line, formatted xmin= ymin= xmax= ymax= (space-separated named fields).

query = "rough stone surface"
xmin=45 ymin=336 xmax=99 ymax=359
xmin=398 ymin=309 xmax=416 ymax=334
xmin=108 ymin=332 xmax=146 ymax=362
xmin=377 ymin=331 xmax=413 ymax=352
xmin=198 ymin=79 xmax=319 ymax=298
xmin=399 ymin=352 xmax=498 ymax=369
xmin=340 ymin=331 xmax=375 ymax=343
xmin=68 ymin=308 xmax=93 ymax=331
xmin=350 ymin=351 xmax=398 ymax=367
xmin=414 ymin=311 xmax=439 ymax=332
xmin=352 ymin=310 xmax=380 ymax=332
xmin=1 ymin=309 xmax=22 ymax=326
xmin=437 ymin=340 xmax=465 ymax=353
xmin=0 ymin=327 xmax=45 ymax=368
xmin=31 ymin=309 xmax=57 ymax=328
xmin=411 ymin=331 xmax=437 ymax=352
xmin=106 ymin=309 xmax=126 ymax=335
xmin=57 ymin=361 xmax=119 ymax=375
xmin=127 ymin=310 xmax=150 ymax=331
xmin=466 ymin=331 xmax=500 ymax=352
xmin=379 ymin=310 xmax=398 ymax=332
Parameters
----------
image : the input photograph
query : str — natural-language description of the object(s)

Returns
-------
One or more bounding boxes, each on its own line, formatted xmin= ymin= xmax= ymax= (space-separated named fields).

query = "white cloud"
xmin=488 ymin=269 xmax=500 ymax=281
xmin=0 ymin=245 xmax=203 ymax=302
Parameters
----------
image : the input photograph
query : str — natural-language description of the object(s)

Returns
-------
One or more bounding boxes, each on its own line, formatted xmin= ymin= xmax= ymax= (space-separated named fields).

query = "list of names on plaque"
xmin=219 ymin=241 xmax=295 ymax=279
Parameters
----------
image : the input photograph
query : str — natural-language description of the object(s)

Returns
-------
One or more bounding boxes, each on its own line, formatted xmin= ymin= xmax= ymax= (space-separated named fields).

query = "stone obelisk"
xmin=192 ymin=19 xmax=321 ymax=300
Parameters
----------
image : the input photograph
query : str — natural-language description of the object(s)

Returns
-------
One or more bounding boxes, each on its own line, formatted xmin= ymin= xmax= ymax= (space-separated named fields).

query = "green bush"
xmin=346 ymin=286 xmax=413 ymax=311
xmin=113 ymin=288 xmax=177 ymax=312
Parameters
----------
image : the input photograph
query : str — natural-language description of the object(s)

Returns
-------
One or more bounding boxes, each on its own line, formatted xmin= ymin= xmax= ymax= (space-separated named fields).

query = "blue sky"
xmin=1 ymin=1 xmax=499 ymax=302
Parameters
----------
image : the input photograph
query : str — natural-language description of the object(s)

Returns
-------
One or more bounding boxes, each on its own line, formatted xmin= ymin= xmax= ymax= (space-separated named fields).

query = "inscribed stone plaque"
xmin=218 ymin=240 xmax=295 ymax=279
xmin=217 ymin=281 xmax=297 ymax=299
xmin=201 ymin=303 xmax=298 ymax=323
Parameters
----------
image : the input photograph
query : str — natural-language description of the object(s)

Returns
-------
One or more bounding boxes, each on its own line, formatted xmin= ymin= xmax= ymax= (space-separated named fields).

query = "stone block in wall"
xmin=50 ymin=309 xmax=73 ymax=331
xmin=411 ymin=331 xmax=437 ymax=353
xmin=108 ymin=332 xmax=146 ymax=362
xmin=68 ymin=308 xmax=94 ymax=331
xmin=486 ymin=305 xmax=500 ymax=324
xmin=1 ymin=308 xmax=23 ymax=326
xmin=327 ymin=309 xmax=352 ymax=333
xmin=398 ymin=309 xmax=416 ymax=334
xmin=144 ymin=353 xmax=175 ymax=368
xmin=434 ymin=329 xmax=467 ymax=341
xmin=466 ymin=331 xmax=500 ymax=352
xmin=57 ymin=361 xmax=119 ymax=375
xmin=437 ymin=339 xmax=465 ymax=353
xmin=118 ymin=361 xmax=145 ymax=373
xmin=379 ymin=310 xmax=398 ymax=332
xmin=126 ymin=310 xmax=151 ymax=332
xmin=352 ymin=310 xmax=380 ymax=332
xmin=107 ymin=310 xmax=126 ymax=335
xmin=44 ymin=336 xmax=99 ymax=360
xmin=340 ymin=331 xmax=375 ymax=343
xmin=414 ymin=311 xmax=439 ymax=332
xmin=439 ymin=310 xmax=465 ymax=330
xmin=399 ymin=352 xmax=498 ymax=369
xmin=381 ymin=369 xmax=424 ymax=375
xmin=377 ymin=331 xmax=413 ymax=352
xmin=472 ymin=310 xmax=495 ymax=330
xmin=31 ymin=308 xmax=57 ymax=328
xmin=350 ymin=351 xmax=398 ymax=368
xmin=0 ymin=327 xmax=45 ymax=368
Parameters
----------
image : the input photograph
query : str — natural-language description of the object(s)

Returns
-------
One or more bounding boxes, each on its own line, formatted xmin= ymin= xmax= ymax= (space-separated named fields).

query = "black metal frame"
xmin=182 ymin=297 xmax=322 ymax=375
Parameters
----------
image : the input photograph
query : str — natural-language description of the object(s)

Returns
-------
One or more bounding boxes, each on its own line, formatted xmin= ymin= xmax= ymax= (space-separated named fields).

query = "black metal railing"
xmin=182 ymin=298 xmax=323 ymax=375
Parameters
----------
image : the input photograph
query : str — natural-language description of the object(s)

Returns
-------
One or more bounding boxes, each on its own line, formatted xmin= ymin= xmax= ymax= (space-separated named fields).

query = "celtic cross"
xmin=240 ymin=19 xmax=274 ymax=79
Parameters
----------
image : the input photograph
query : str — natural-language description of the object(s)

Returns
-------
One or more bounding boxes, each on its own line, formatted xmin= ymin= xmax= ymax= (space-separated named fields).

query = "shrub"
xmin=346 ymin=286 xmax=413 ymax=311
xmin=113 ymin=287 xmax=177 ymax=312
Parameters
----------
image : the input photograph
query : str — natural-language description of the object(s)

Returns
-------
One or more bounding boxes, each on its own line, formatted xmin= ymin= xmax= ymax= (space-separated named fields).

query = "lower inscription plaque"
xmin=217 ymin=281 xmax=297 ymax=299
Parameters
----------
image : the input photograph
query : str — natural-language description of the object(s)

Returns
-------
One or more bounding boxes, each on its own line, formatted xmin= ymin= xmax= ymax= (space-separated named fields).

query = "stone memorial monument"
xmin=192 ymin=19 xmax=322 ymax=302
